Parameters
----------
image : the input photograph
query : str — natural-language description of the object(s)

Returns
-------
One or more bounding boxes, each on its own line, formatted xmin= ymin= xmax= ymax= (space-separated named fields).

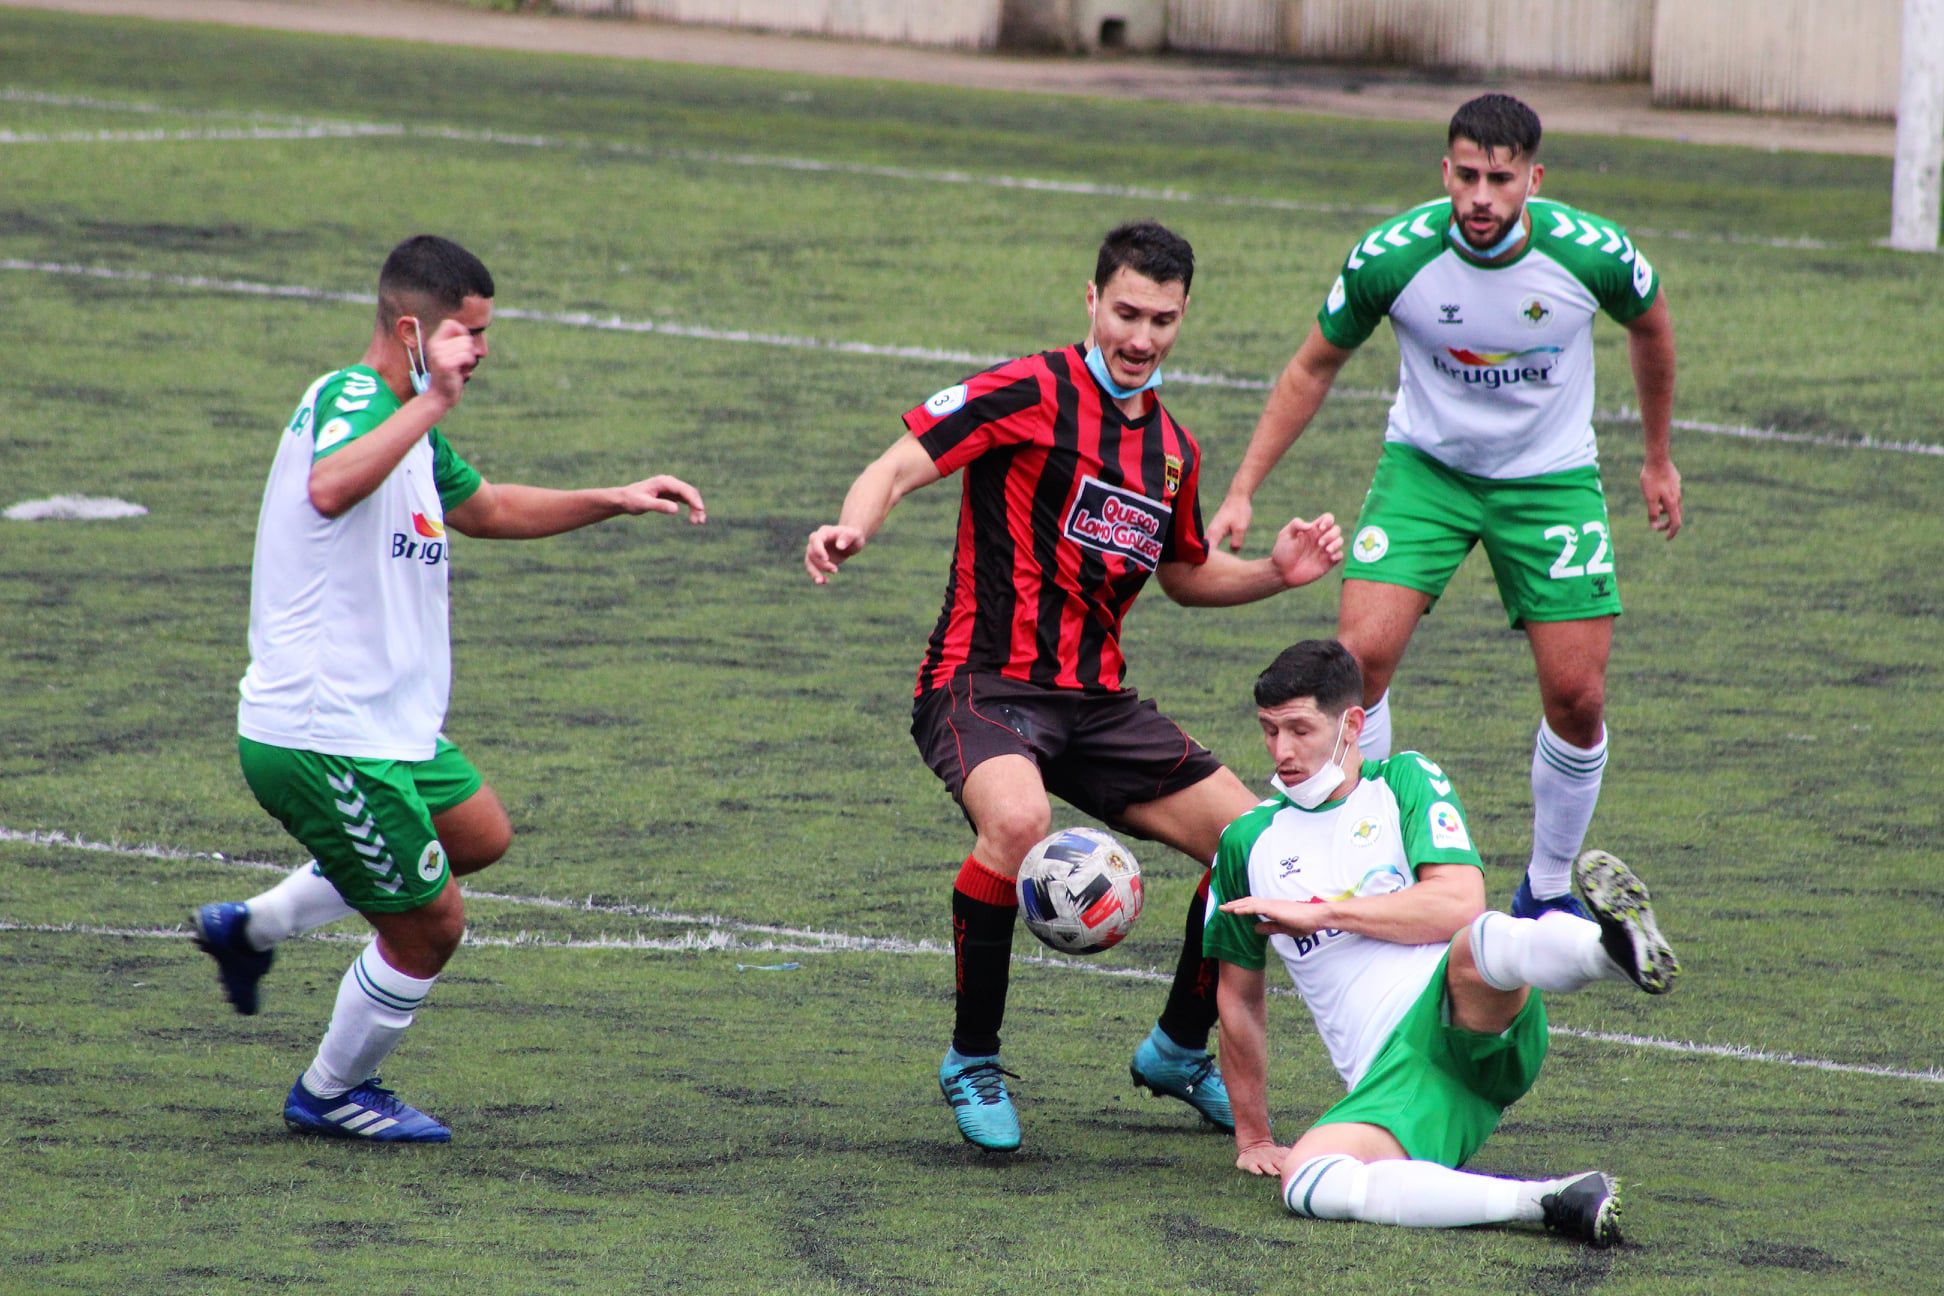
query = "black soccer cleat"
xmin=1540 ymin=1170 xmax=1621 ymax=1247
xmin=1574 ymin=850 xmax=1680 ymax=995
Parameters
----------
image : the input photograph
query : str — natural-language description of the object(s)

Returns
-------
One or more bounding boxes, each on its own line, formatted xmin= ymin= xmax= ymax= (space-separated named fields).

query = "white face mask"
xmin=406 ymin=318 xmax=431 ymax=395
xmin=1272 ymin=713 xmax=1352 ymax=809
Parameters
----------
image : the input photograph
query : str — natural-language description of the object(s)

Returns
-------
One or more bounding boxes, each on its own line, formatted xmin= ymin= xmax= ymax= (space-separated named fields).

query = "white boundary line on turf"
xmin=0 ymin=85 xmax=1836 ymax=250
xmin=5 ymin=256 xmax=1937 ymax=457
xmin=5 ymin=827 xmax=1942 ymax=1086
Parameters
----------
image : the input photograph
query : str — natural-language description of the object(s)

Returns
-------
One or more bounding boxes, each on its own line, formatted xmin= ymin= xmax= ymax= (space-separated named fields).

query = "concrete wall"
xmin=1651 ymin=0 xmax=1904 ymax=117
xmin=1168 ymin=0 xmax=1654 ymax=79
xmin=550 ymin=0 xmax=1005 ymax=48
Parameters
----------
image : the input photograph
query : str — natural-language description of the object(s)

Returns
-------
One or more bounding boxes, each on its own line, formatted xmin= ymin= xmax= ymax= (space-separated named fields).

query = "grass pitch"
xmin=1 ymin=7 xmax=1940 ymax=1293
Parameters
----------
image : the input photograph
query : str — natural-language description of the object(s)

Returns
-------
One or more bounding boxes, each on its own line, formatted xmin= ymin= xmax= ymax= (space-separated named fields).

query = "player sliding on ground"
xmin=194 ymin=235 xmax=706 ymax=1142
xmin=1207 ymin=93 xmax=1681 ymax=922
xmin=806 ymin=221 xmax=1343 ymax=1152
xmin=1207 ymin=639 xmax=1678 ymax=1245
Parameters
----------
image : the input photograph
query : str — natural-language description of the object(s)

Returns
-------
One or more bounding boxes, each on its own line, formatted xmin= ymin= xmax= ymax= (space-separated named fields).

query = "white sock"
xmin=1527 ymin=719 xmax=1607 ymax=899
xmin=301 ymin=941 xmax=437 ymax=1099
xmin=1285 ymin=1155 xmax=1566 ymax=1227
xmin=1359 ymin=689 xmax=1393 ymax=760
xmin=1469 ymin=910 xmax=1619 ymax=993
xmin=244 ymin=862 xmax=355 ymax=950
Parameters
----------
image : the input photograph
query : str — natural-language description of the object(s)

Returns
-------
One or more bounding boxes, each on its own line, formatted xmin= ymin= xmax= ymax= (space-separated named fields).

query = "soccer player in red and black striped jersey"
xmin=805 ymin=222 xmax=1344 ymax=1153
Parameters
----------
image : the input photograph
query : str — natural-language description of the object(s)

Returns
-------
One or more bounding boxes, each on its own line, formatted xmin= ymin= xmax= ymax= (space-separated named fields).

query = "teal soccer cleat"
xmin=1130 ymin=1027 xmax=1233 ymax=1132
xmin=938 ymin=1048 xmax=1021 ymax=1151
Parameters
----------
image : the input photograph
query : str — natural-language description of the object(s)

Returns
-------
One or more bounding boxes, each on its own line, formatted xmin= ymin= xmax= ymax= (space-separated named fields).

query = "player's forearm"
xmin=466 ymin=483 xmax=626 ymax=539
xmin=1160 ymin=551 xmax=1286 ymax=607
xmin=306 ymin=395 xmax=451 ymax=517
xmin=1217 ymin=977 xmax=1276 ymax=1151
xmin=1627 ymin=300 xmax=1677 ymax=464
xmin=1313 ymin=878 xmax=1483 ymax=947
xmin=1226 ymin=354 xmax=1335 ymax=501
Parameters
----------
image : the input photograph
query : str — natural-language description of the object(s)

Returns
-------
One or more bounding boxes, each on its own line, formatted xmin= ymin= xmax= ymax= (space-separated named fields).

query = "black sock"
xmin=950 ymin=859 xmax=1018 ymax=1058
xmin=1155 ymin=869 xmax=1219 ymax=1052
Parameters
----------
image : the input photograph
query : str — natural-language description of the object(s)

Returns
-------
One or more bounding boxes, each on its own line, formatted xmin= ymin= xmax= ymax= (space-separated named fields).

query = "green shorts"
xmin=1348 ymin=442 xmax=1623 ymax=627
xmin=1311 ymin=950 xmax=1549 ymax=1168
xmin=237 ymin=735 xmax=481 ymax=914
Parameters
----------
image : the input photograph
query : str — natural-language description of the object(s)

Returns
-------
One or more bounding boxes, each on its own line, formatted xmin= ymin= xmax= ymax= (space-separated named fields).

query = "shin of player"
xmin=808 ymin=221 xmax=1343 ymax=1152
xmin=1211 ymin=639 xmax=1678 ymax=1245
xmin=195 ymin=235 xmax=706 ymax=1141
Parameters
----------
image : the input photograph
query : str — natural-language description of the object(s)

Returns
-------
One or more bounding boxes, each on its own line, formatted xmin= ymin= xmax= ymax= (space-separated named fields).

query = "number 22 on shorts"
xmin=1544 ymin=521 xmax=1613 ymax=580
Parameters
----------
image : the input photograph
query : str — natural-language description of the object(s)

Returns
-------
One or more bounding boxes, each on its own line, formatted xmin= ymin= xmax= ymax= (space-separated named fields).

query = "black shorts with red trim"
xmin=910 ymin=672 xmax=1226 ymax=828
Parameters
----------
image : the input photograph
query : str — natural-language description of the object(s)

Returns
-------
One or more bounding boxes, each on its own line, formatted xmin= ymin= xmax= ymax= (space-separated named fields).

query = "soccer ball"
xmin=1016 ymin=828 xmax=1143 ymax=955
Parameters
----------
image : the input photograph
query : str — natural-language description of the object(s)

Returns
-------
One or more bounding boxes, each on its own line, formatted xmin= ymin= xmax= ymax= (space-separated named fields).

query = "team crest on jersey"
xmin=1518 ymin=295 xmax=1552 ymax=327
xmin=923 ymin=383 xmax=969 ymax=418
xmin=416 ymin=841 xmax=447 ymax=884
xmin=1350 ymin=818 xmax=1381 ymax=847
xmin=1352 ymin=526 xmax=1389 ymax=564
xmin=1162 ymin=454 xmax=1183 ymax=503
xmin=1428 ymin=801 xmax=1470 ymax=850
xmin=1063 ymin=475 xmax=1169 ymax=571
xmin=317 ymin=417 xmax=353 ymax=451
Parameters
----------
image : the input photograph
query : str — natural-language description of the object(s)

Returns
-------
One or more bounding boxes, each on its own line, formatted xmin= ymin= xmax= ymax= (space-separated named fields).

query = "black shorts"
xmin=910 ymin=672 xmax=1226 ymax=828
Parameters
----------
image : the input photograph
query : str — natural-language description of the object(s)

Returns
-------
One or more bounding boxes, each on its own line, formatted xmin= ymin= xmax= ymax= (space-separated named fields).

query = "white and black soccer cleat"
xmin=1574 ymin=849 xmax=1680 ymax=995
xmin=1540 ymin=1170 xmax=1621 ymax=1247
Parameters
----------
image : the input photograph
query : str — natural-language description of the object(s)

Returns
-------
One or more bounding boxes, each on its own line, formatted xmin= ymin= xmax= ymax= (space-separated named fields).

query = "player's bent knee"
xmin=980 ymin=808 xmax=1053 ymax=866
xmin=1282 ymin=1155 xmax=1366 ymax=1220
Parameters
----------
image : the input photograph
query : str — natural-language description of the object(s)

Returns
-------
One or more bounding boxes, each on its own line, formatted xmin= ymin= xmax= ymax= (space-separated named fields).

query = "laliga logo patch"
xmin=316 ymin=417 xmax=353 ymax=451
xmin=416 ymin=840 xmax=447 ymax=884
xmin=924 ymin=383 xmax=969 ymax=418
xmin=1428 ymin=801 xmax=1470 ymax=850
xmin=1353 ymin=525 xmax=1389 ymax=564
xmin=1632 ymin=252 xmax=1654 ymax=298
xmin=1326 ymin=274 xmax=1347 ymax=315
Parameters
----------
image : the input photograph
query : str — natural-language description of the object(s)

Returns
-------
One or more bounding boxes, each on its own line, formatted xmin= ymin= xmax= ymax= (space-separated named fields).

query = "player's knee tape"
xmin=1283 ymin=1155 xmax=1366 ymax=1219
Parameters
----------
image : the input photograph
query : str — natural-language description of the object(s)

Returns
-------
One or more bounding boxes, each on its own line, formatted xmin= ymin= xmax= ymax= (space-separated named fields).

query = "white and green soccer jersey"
xmin=1204 ymin=753 xmax=1484 ymax=1088
xmin=1318 ymin=197 xmax=1658 ymax=479
xmin=237 ymin=365 xmax=482 ymax=761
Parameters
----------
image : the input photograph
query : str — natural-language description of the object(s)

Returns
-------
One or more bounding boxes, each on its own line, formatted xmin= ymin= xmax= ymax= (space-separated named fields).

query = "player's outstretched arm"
xmin=1157 ymin=513 xmax=1342 ymax=607
xmin=1206 ymin=326 xmax=1354 ymax=553
xmin=1216 ymin=964 xmax=1286 ymax=1176
xmin=444 ymin=475 xmax=706 ymax=540
xmin=1221 ymin=863 xmax=1485 ymax=947
xmin=1625 ymin=294 xmax=1681 ymax=539
xmin=804 ymin=434 xmax=942 ymax=584
xmin=308 ymin=318 xmax=474 ymax=518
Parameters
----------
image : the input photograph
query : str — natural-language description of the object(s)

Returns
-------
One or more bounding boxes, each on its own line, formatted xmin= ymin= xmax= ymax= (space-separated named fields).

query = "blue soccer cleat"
xmin=1130 ymin=1027 xmax=1234 ymax=1132
xmin=939 ymin=1048 xmax=1021 ymax=1151
xmin=1510 ymin=875 xmax=1590 ymax=921
xmin=283 ymin=1076 xmax=452 ymax=1143
xmin=191 ymin=901 xmax=274 ymax=1016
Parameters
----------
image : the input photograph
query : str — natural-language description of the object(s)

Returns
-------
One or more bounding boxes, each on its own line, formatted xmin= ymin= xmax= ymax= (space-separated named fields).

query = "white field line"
xmin=4 ymin=257 xmax=1937 ymax=457
xmin=5 ymin=827 xmax=1941 ymax=1086
xmin=0 ymin=86 xmax=1834 ymax=250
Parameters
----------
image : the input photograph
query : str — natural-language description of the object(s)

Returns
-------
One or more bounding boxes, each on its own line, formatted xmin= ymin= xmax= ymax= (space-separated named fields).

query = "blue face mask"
xmin=406 ymin=318 xmax=431 ymax=395
xmin=1084 ymin=342 xmax=1163 ymax=400
xmin=1448 ymin=210 xmax=1527 ymax=260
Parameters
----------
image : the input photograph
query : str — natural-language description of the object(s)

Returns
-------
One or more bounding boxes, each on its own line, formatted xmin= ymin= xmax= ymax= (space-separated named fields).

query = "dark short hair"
xmin=1448 ymin=93 xmax=1543 ymax=161
xmin=377 ymin=234 xmax=495 ymax=327
xmin=1254 ymin=639 xmax=1364 ymax=714
xmin=1094 ymin=220 xmax=1194 ymax=295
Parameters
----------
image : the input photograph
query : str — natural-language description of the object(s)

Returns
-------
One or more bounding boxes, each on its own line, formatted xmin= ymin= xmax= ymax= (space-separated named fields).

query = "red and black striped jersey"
xmin=903 ymin=343 xmax=1210 ymax=697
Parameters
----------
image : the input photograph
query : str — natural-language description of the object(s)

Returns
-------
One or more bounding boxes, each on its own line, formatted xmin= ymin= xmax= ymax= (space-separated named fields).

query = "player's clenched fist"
xmin=805 ymin=525 xmax=866 ymax=584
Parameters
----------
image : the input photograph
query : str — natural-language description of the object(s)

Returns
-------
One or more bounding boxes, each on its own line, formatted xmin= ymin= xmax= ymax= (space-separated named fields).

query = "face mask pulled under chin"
xmin=406 ymin=319 xmax=431 ymax=395
xmin=1272 ymin=715 xmax=1352 ymax=809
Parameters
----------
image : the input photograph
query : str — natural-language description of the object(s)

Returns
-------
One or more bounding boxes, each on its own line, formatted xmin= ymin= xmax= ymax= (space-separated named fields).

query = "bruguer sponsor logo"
xmin=1434 ymin=344 xmax=1562 ymax=390
xmin=1064 ymin=475 xmax=1169 ymax=570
